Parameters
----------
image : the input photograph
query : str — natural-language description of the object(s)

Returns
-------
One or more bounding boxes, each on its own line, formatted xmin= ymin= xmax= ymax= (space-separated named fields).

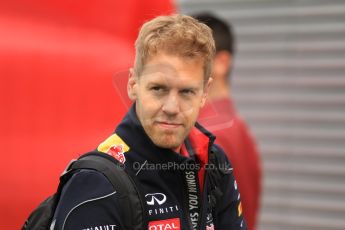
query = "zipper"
xmin=197 ymin=189 xmax=204 ymax=230
xmin=197 ymin=170 xmax=209 ymax=230
xmin=198 ymin=138 xmax=215 ymax=229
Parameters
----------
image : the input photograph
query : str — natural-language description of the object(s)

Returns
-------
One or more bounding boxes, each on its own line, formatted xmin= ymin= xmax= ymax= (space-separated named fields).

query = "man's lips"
xmin=155 ymin=121 xmax=183 ymax=128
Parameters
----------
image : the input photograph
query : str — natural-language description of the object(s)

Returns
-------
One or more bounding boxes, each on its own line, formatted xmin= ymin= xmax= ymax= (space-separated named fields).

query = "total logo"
xmin=145 ymin=193 xmax=167 ymax=206
xmin=148 ymin=218 xmax=180 ymax=230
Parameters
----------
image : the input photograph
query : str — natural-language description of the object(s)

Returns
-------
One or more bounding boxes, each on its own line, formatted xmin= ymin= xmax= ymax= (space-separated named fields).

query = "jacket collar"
xmin=115 ymin=104 xmax=215 ymax=165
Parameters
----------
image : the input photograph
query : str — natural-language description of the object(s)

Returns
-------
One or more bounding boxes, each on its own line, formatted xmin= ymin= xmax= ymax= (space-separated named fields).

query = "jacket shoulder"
xmin=52 ymin=169 xmax=123 ymax=230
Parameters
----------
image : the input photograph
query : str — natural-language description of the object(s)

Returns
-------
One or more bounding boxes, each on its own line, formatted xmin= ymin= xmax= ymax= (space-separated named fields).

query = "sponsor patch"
xmin=148 ymin=218 xmax=180 ymax=230
xmin=238 ymin=201 xmax=243 ymax=217
xmin=206 ymin=212 xmax=214 ymax=229
xmin=206 ymin=223 xmax=215 ymax=230
xmin=145 ymin=193 xmax=167 ymax=206
xmin=97 ymin=134 xmax=129 ymax=164
xmin=82 ymin=224 xmax=116 ymax=230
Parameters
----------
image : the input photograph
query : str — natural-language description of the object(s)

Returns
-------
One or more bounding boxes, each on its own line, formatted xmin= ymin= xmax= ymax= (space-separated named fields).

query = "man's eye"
xmin=150 ymin=86 xmax=167 ymax=94
xmin=181 ymin=89 xmax=195 ymax=95
xmin=151 ymin=86 xmax=162 ymax=91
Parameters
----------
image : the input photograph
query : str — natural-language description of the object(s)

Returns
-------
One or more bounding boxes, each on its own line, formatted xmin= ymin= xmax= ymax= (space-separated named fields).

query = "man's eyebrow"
xmin=180 ymin=86 xmax=199 ymax=91
xmin=146 ymin=82 xmax=168 ymax=88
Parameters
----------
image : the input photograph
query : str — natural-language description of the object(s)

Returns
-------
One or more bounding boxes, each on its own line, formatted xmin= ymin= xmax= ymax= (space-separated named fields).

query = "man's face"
xmin=128 ymin=53 xmax=211 ymax=150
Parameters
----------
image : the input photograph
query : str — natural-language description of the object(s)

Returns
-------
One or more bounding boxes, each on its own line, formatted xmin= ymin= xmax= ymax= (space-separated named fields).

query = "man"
xmin=194 ymin=13 xmax=262 ymax=230
xmin=51 ymin=14 xmax=246 ymax=229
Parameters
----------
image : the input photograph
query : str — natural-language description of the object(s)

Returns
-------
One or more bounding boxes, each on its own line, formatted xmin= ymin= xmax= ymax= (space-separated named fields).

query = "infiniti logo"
xmin=145 ymin=193 xmax=167 ymax=206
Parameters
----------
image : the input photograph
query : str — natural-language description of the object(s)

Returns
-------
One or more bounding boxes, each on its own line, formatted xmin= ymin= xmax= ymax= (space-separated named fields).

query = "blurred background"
xmin=178 ymin=0 xmax=345 ymax=230
xmin=0 ymin=0 xmax=175 ymax=229
xmin=1 ymin=0 xmax=345 ymax=229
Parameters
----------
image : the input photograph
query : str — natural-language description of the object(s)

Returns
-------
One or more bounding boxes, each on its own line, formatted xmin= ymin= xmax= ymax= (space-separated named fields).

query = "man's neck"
xmin=173 ymin=146 xmax=182 ymax=153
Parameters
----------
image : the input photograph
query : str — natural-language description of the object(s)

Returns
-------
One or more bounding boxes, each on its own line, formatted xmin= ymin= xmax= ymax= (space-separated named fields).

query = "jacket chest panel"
xmin=137 ymin=169 xmax=185 ymax=219
xmin=136 ymin=166 xmax=214 ymax=230
xmin=124 ymin=150 xmax=216 ymax=229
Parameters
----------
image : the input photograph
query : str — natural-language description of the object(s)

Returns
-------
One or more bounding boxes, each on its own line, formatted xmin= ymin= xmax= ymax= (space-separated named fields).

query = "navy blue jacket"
xmin=52 ymin=106 xmax=247 ymax=230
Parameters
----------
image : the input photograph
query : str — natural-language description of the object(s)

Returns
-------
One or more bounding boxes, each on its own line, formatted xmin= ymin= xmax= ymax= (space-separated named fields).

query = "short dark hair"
xmin=192 ymin=13 xmax=235 ymax=55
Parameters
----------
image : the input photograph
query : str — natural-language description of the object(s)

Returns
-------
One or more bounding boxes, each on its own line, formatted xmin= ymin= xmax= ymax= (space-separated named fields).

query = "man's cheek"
xmin=183 ymin=106 xmax=197 ymax=116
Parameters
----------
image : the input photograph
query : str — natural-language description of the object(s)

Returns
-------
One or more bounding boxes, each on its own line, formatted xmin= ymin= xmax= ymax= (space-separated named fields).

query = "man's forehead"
xmin=140 ymin=62 xmax=205 ymax=84
xmin=141 ymin=62 xmax=178 ymax=76
xmin=142 ymin=71 xmax=204 ymax=87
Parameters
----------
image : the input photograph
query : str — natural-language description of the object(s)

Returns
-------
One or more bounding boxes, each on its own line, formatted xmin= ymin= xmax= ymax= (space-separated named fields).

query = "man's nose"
xmin=162 ymin=92 xmax=179 ymax=115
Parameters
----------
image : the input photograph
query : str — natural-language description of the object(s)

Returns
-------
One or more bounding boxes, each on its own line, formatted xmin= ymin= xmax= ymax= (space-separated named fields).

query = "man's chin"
xmin=152 ymin=138 xmax=182 ymax=150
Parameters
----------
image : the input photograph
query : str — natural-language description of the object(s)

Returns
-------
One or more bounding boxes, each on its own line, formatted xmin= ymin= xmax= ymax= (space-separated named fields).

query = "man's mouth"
xmin=155 ymin=121 xmax=183 ymax=129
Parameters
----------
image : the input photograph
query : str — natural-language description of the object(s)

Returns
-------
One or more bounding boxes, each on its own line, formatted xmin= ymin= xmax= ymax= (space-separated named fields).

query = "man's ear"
xmin=213 ymin=51 xmax=232 ymax=79
xmin=201 ymin=77 xmax=213 ymax=107
xmin=127 ymin=68 xmax=138 ymax=101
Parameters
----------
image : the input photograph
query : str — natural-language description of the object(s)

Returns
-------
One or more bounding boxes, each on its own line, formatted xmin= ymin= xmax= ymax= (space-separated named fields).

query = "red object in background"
xmin=0 ymin=1 xmax=175 ymax=229
xmin=199 ymin=98 xmax=262 ymax=230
